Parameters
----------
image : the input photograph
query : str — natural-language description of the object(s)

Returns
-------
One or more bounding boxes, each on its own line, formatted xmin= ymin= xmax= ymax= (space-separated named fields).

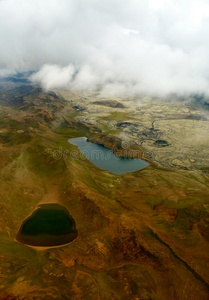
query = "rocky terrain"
xmin=0 ymin=82 xmax=208 ymax=299
xmin=57 ymin=89 xmax=209 ymax=170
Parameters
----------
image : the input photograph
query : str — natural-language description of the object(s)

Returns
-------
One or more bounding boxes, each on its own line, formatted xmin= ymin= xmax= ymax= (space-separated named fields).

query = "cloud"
xmin=30 ymin=64 xmax=75 ymax=90
xmin=1 ymin=0 xmax=209 ymax=96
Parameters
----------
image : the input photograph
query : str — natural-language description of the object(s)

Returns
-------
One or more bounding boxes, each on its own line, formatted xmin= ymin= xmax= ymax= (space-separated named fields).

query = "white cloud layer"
xmin=1 ymin=0 xmax=209 ymax=96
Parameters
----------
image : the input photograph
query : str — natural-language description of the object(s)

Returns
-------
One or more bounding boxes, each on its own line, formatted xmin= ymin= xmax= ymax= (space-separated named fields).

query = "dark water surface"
xmin=69 ymin=137 xmax=149 ymax=175
xmin=16 ymin=204 xmax=78 ymax=247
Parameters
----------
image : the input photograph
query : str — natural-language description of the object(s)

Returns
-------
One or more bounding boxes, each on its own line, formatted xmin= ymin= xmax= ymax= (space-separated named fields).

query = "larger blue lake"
xmin=68 ymin=137 xmax=149 ymax=175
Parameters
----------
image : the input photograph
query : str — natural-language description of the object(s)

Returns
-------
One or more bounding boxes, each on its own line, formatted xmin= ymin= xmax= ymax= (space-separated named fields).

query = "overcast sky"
xmin=1 ymin=0 xmax=209 ymax=96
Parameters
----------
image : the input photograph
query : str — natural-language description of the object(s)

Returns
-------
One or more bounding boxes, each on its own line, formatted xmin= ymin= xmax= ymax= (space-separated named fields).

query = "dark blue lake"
xmin=16 ymin=204 xmax=78 ymax=247
xmin=68 ymin=137 xmax=149 ymax=175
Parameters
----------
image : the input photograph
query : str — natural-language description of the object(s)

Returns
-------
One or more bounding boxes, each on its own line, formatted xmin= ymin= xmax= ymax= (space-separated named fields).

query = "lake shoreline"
xmin=69 ymin=136 xmax=149 ymax=175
